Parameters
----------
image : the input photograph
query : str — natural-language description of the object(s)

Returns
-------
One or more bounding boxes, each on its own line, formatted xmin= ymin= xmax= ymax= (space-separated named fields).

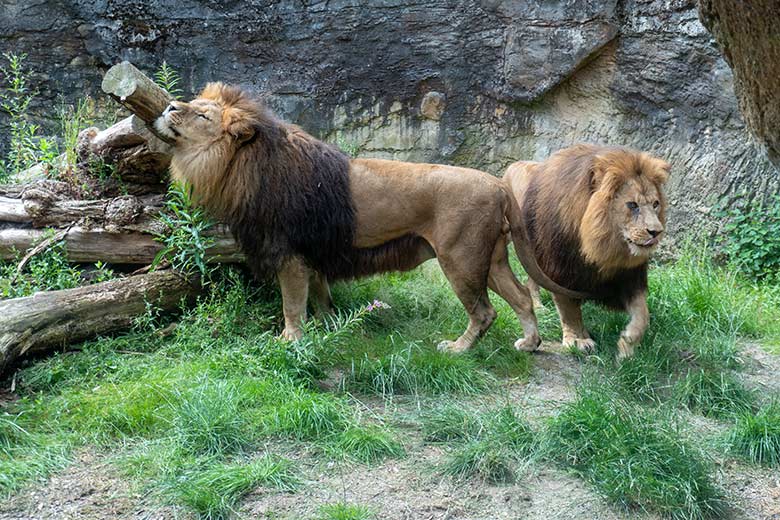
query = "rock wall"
xmin=1 ymin=0 xmax=778 ymax=246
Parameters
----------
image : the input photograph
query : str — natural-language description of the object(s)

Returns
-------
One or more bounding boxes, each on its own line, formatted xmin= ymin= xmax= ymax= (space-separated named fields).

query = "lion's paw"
xmin=437 ymin=340 xmax=469 ymax=354
xmin=514 ymin=335 xmax=541 ymax=352
xmin=563 ymin=335 xmax=596 ymax=354
xmin=616 ymin=336 xmax=636 ymax=360
xmin=281 ymin=327 xmax=304 ymax=342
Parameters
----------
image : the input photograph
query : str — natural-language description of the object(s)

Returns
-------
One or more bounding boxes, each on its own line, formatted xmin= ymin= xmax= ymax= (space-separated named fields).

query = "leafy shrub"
xmin=719 ymin=194 xmax=780 ymax=282
xmin=154 ymin=182 xmax=216 ymax=277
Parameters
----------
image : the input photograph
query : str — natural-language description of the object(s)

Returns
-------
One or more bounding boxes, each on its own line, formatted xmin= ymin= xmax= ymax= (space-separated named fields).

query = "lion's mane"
xmin=175 ymin=84 xmax=425 ymax=279
xmin=520 ymin=144 xmax=668 ymax=309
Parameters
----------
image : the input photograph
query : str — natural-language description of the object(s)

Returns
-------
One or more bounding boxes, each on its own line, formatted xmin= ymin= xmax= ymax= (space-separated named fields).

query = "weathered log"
xmin=101 ymin=61 xmax=174 ymax=127
xmin=0 ymin=270 xmax=200 ymax=373
xmin=0 ymin=226 xmax=243 ymax=265
xmin=77 ymin=117 xmax=172 ymax=192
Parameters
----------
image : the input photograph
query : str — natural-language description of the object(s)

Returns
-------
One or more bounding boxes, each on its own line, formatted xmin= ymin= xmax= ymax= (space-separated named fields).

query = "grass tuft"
xmin=727 ymin=402 xmax=780 ymax=467
xmin=171 ymin=379 xmax=251 ymax=456
xmin=434 ymin=405 xmax=536 ymax=484
xmin=165 ymin=455 xmax=298 ymax=520
xmin=314 ymin=502 xmax=375 ymax=520
xmin=420 ymin=404 xmax=481 ymax=443
xmin=674 ymin=368 xmax=756 ymax=419
xmin=546 ymin=384 xmax=724 ymax=519
xmin=330 ymin=425 xmax=404 ymax=464
xmin=344 ymin=345 xmax=494 ymax=396
xmin=263 ymin=390 xmax=350 ymax=440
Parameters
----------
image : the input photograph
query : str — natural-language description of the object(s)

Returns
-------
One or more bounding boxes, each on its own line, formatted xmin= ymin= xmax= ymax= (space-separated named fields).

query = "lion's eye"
xmin=653 ymin=200 xmax=660 ymax=209
xmin=626 ymin=201 xmax=639 ymax=212
xmin=198 ymin=113 xmax=210 ymax=121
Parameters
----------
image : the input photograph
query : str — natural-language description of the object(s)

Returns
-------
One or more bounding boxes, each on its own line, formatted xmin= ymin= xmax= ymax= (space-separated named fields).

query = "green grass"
xmin=727 ymin=402 xmax=780 ymax=467
xmin=164 ymin=455 xmax=298 ymax=520
xmin=330 ymin=424 xmax=405 ymax=463
xmin=314 ymin=502 xmax=375 ymax=520
xmin=343 ymin=345 xmax=494 ymax=396
xmin=2 ymin=245 xmax=780 ymax=518
xmin=171 ymin=379 xmax=252 ymax=456
xmin=426 ymin=404 xmax=537 ymax=484
xmin=674 ymin=368 xmax=756 ymax=419
xmin=546 ymin=383 xmax=725 ymax=519
xmin=420 ymin=404 xmax=481 ymax=442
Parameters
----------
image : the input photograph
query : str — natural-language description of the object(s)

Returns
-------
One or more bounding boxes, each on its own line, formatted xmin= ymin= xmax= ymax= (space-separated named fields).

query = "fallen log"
xmin=101 ymin=61 xmax=175 ymax=127
xmin=0 ymin=270 xmax=200 ymax=373
xmin=0 ymin=226 xmax=243 ymax=265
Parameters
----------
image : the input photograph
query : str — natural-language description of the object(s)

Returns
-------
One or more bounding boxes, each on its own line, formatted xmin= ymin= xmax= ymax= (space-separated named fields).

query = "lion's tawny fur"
xmin=504 ymin=143 xmax=669 ymax=309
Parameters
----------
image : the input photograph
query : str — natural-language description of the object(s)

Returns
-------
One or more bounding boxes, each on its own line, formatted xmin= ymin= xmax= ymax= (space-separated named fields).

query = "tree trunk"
xmin=0 ymin=270 xmax=199 ymax=373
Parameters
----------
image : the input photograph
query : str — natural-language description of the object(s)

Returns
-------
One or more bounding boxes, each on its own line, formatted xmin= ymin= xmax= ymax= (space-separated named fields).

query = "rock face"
xmin=699 ymin=0 xmax=780 ymax=168
xmin=0 ymin=0 xmax=777 ymax=245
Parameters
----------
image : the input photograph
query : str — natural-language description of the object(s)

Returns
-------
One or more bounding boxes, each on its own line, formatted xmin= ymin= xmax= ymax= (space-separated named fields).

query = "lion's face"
xmin=611 ymin=176 xmax=665 ymax=257
xmin=154 ymin=83 xmax=260 ymax=152
xmin=155 ymin=99 xmax=227 ymax=145
xmin=580 ymin=148 xmax=669 ymax=269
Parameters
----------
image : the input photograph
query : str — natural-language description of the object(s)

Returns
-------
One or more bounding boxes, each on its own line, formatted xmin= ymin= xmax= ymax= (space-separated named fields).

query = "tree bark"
xmin=0 ymin=270 xmax=200 ymax=373
xmin=101 ymin=61 xmax=175 ymax=127
xmin=699 ymin=0 xmax=780 ymax=167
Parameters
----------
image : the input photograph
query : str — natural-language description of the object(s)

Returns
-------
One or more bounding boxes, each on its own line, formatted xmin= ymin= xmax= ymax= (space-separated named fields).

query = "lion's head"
xmin=579 ymin=147 xmax=669 ymax=270
xmin=154 ymin=83 xmax=355 ymax=279
xmin=154 ymin=83 xmax=280 ymax=218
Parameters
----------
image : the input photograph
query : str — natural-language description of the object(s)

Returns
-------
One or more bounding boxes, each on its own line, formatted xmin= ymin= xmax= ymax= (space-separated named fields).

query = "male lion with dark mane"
xmin=503 ymin=144 xmax=669 ymax=359
xmin=155 ymin=83 xmax=585 ymax=353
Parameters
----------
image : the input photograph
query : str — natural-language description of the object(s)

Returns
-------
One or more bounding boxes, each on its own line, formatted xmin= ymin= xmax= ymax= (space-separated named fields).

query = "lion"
xmin=503 ymin=144 xmax=669 ymax=359
xmin=154 ymin=83 xmax=586 ymax=353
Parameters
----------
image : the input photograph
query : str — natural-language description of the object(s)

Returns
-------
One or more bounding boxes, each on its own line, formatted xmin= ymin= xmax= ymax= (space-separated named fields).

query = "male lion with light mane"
xmin=503 ymin=144 xmax=669 ymax=359
xmin=154 ymin=83 xmax=586 ymax=353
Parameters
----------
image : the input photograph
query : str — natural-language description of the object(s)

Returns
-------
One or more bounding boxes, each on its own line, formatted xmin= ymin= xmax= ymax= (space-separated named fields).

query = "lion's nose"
xmin=647 ymin=229 xmax=661 ymax=238
xmin=166 ymin=104 xmax=178 ymax=113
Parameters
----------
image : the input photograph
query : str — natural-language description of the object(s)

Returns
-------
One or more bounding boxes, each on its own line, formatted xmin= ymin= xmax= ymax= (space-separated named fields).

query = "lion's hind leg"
xmin=309 ymin=270 xmax=334 ymax=318
xmin=551 ymin=293 xmax=595 ymax=353
xmin=487 ymin=237 xmax=541 ymax=352
xmin=435 ymin=256 xmax=497 ymax=354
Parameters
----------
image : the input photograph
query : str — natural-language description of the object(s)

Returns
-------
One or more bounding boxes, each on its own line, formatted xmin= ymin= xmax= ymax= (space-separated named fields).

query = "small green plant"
xmin=420 ymin=404 xmax=481 ymax=442
xmin=718 ymin=194 xmax=780 ymax=282
xmin=674 ymin=368 xmax=756 ymax=419
xmin=155 ymin=61 xmax=183 ymax=100
xmin=262 ymin=390 xmax=350 ymax=440
xmin=546 ymin=384 xmax=724 ymax=519
xmin=166 ymin=455 xmax=298 ymax=520
xmin=334 ymin=135 xmax=361 ymax=158
xmin=0 ymin=235 xmax=83 ymax=299
xmin=59 ymin=97 xmax=96 ymax=169
xmin=727 ymin=402 xmax=780 ymax=467
xmin=438 ymin=405 xmax=536 ymax=484
xmin=171 ymin=379 xmax=251 ymax=456
xmin=330 ymin=425 xmax=404 ymax=463
xmin=344 ymin=345 xmax=494 ymax=396
xmin=154 ymin=182 xmax=216 ymax=277
xmin=314 ymin=502 xmax=375 ymax=520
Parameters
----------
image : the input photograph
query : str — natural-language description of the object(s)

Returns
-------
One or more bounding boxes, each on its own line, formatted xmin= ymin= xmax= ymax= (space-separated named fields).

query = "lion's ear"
xmin=589 ymin=155 xmax=608 ymax=193
xmin=651 ymin=159 xmax=671 ymax=185
xmin=223 ymin=107 xmax=256 ymax=145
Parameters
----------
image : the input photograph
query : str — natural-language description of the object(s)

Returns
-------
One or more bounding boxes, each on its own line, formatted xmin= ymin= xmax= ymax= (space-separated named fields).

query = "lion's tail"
xmin=324 ymin=234 xmax=436 ymax=281
xmin=502 ymin=187 xmax=591 ymax=300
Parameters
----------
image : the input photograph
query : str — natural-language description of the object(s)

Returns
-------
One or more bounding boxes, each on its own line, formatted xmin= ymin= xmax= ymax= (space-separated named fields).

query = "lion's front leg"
xmin=277 ymin=256 xmax=311 ymax=341
xmin=617 ymin=290 xmax=649 ymax=360
xmin=551 ymin=293 xmax=595 ymax=354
